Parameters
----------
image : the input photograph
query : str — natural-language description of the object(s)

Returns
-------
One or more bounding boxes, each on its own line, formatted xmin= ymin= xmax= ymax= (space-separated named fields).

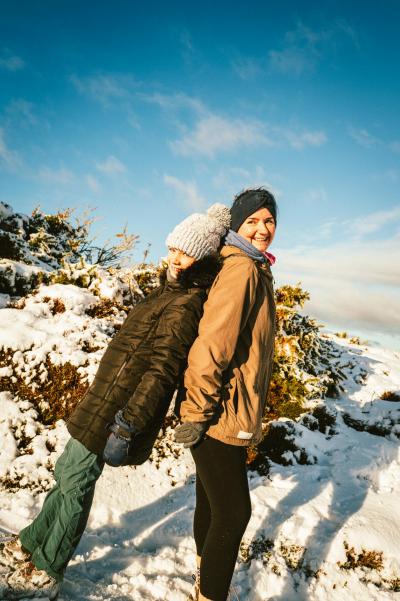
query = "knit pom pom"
xmin=207 ymin=203 xmax=231 ymax=232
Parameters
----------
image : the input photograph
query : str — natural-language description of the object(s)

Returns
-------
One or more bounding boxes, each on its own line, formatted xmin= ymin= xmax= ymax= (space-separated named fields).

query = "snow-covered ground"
xmin=0 ymin=284 xmax=399 ymax=600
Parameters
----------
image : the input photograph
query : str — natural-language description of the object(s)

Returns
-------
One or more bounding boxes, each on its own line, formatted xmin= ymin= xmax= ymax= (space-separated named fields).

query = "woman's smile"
xmin=167 ymin=247 xmax=196 ymax=279
xmin=237 ymin=207 xmax=276 ymax=253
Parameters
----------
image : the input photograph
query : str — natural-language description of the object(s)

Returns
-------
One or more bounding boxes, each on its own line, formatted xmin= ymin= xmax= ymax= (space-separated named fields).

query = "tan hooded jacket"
xmin=180 ymin=245 xmax=276 ymax=446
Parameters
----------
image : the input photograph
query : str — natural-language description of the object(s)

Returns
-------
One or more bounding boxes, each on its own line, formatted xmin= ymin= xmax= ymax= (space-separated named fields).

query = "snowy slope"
xmin=0 ymin=286 xmax=399 ymax=600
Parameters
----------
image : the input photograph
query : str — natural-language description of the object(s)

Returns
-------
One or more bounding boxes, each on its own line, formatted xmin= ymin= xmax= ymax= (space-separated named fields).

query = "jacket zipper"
xmin=103 ymin=358 xmax=129 ymax=404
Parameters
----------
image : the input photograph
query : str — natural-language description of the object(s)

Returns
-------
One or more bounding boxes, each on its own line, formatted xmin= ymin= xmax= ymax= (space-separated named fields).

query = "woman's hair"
xmin=230 ymin=187 xmax=278 ymax=231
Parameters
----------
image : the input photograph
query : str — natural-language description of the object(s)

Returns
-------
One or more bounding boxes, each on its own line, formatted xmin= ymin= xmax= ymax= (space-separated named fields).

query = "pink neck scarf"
xmin=263 ymin=251 xmax=276 ymax=265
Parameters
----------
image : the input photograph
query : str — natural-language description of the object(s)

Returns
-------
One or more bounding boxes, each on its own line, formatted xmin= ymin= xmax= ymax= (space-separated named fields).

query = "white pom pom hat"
xmin=166 ymin=203 xmax=231 ymax=260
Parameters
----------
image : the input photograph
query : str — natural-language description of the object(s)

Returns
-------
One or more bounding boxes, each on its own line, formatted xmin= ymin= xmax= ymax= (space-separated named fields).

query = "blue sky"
xmin=1 ymin=0 xmax=399 ymax=349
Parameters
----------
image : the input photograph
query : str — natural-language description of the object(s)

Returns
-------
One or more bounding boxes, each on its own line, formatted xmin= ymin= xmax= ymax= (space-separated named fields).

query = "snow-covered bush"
xmin=0 ymin=202 xmax=86 ymax=296
xmin=267 ymin=283 xmax=345 ymax=421
xmin=49 ymin=257 xmax=160 ymax=306
xmin=0 ymin=203 xmax=161 ymax=438
xmin=0 ymin=391 xmax=67 ymax=493
xmin=0 ymin=201 xmax=160 ymax=300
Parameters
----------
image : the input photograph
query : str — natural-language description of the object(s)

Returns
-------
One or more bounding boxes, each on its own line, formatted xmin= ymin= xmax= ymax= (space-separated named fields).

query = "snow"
xmin=1 ymin=283 xmax=400 ymax=599
xmin=0 ymin=203 xmax=17 ymax=220
xmin=34 ymin=283 xmax=99 ymax=312
xmin=0 ymin=284 xmax=121 ymax=393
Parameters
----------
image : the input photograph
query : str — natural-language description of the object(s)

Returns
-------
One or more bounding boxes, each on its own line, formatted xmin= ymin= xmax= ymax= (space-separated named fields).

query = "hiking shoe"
xmin=187 ymin=568 xmax=200 ymax=600
xmin=186 ymin=568 xmax=239 ymax=601
xmin=2 ymin=537 xmax=31 ymax=568
xmin=5 ymin=561 xmax=59 ymax=600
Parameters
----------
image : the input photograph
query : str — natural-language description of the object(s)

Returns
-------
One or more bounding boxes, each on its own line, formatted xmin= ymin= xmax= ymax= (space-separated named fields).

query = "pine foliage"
xmin=269 ymin=284 xmax=345 ymax=421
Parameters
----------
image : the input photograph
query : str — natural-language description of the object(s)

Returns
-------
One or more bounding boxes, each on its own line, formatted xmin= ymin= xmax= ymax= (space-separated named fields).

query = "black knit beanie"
xmin=230 ymin=188 xmax=277 ymax=232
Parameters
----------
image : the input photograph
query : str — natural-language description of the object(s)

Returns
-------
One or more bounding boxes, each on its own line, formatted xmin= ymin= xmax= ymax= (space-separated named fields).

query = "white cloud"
xmin=276 ymin=239 xmax=400 ymax=287
xmin=274 ymin=237 xmax=400 ymax=337
xmin=179 ymin=28 xmax=194 ymax=54
xmin=268 ymin=20 xmax=358 ymax=76
xmin=170 ymin=115 xmax=327 ymax=157
xmin=96 ymin=155 xmax=127 ymax=175
xmin=372 ymin=169 xmax=399 ymax=183
xmin=349 ymin=128 xmax=400 ymax=156
xmin=343 ymin=206 xmax=400 ymax=237
xmin=282 ymin=128 xmax=327 ymax=149
xmin=86 ymin=174 xmax=101 ymax=192
xmin=390 ymin=140 xmax=400 ymax=153
xmin=144 ymin=90 xmax=327 ymax=157
xmin=177 ymin=27 xmax=198 ymax=65
xmin=70 ymin=73 xmax=139 ymax=106
xmin=304 ymin=187 xmax=328 ymax=203
xmin=142 ymin=92 xmax=206 ymax=115
xmin=0 ymin=128 xmax=21 ymax=169
xmin=306 ymin=281 xmax=400 ymax=336
xmin=212 ymin=166 xmax=281 ymax=200
xmin=37 ymin=167 xmax=74 ymax=185
xmin=232 ymin=57 xmax=263 ymax=80
xmin=349 ymin=127 xmax=379 ymax=148
xmin=164 ymin=174 xmax=206 ymax=210
xmin=213 ymin=166 xmax=257 ymax=189
xmin=299 ymin=206 xmax=400 ymax=246
xmin=170 ymin=115 xmax=270 ymax=157
xmin=335 ymin=19 xmax=360 ymax=50
xmin=0 ymin=50 xmax=25 ymax=71
xmin=127 ymin=113 xmax=141 ymax=130
xmin=269 ymin=47 xmax=316 ymax=76
xmin=5 ymin=99 xmax=37 ymax=126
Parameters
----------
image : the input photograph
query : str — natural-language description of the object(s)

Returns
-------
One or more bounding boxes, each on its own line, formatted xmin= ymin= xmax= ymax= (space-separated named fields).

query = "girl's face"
xmin=237 ymin=207 xmax=276 ymax=253
xmin=167 ymin=247 xmax=196 ymax=279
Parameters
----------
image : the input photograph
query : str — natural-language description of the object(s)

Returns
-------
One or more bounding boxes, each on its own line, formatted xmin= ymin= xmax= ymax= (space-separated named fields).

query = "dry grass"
xmin=85 ymin=298 xmax=129 ymax=319
xmin=239 ymin=535 xmax=274 ymax=564
xmin=380 ymin=390 xmax=400 ymax=402
xmin=280 ymin=543 xmax=305 ymax=570
xmin=339 ymin=542 xmax=384 ymax=571
xmin=42 ymin=296 xmax=66 ymax=315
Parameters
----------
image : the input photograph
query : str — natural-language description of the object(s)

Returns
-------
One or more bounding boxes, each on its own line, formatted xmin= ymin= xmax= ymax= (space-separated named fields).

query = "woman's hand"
xmin=103 ymin=410 xmax=137 ymax=467
xmin=174 ymin=421 xmax=208 ymax=448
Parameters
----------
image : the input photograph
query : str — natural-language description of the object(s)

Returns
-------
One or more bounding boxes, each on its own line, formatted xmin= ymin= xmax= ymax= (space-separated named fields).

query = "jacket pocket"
xmin=233 ymin=372 xmax=261 ymax=440
xmin=221 ymin=378 xmax=239 ymax=434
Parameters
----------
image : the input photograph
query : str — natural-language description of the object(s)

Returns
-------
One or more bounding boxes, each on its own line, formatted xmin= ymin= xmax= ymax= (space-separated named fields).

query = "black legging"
xmin=191 ymin=436 xmax=252 ymax=601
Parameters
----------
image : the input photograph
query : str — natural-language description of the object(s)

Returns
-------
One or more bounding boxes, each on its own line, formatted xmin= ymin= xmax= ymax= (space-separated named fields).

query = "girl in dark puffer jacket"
xmin=2 ymin=204 xmax=231 ymax=600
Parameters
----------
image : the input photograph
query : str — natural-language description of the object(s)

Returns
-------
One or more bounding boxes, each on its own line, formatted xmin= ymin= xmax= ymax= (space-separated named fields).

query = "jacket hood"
xmin=160 ymin=253 xmax=222 ymax=289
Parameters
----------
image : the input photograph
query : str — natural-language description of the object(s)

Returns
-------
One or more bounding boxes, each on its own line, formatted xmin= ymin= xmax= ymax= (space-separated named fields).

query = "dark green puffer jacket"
xmin=67 ymin=255 xmax=220 ymax=463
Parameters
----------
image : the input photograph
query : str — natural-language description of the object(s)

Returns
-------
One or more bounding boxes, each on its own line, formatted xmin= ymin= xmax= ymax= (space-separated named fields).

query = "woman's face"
xmin=167 ymin=247 xmax=196 ymax=279
xmin=237 ymin=207 xmax=276 ymax=253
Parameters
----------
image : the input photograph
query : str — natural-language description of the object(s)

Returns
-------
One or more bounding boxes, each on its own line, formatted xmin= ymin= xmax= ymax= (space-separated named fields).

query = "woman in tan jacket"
xmin=175 ymin=188 xmax=277 ymax=601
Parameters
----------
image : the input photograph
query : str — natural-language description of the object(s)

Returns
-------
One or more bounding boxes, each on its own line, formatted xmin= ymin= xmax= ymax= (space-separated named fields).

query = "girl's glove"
xmin=103 ymin=410 xmax=137 ymax=467
xmin=174 ymin=421 xmax=208 ymax=448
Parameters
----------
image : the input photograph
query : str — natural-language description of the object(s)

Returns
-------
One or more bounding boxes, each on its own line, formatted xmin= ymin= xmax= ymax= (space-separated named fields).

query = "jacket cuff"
xmin=115 ymin=409 xmax=137 ymax=434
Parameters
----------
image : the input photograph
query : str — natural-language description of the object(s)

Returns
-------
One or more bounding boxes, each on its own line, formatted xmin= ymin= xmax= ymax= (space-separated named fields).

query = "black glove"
xmin=103 ymin=410 xmax=137 ymax=467
xmin=174 ymin=421 xmax=208 ymax=448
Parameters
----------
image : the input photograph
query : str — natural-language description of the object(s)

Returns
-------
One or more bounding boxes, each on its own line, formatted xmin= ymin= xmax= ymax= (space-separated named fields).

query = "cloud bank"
xmin=275 ymin=242 xmax=400 ymax=337
xmin=163 ymin=174 xmax=206 ymax=210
